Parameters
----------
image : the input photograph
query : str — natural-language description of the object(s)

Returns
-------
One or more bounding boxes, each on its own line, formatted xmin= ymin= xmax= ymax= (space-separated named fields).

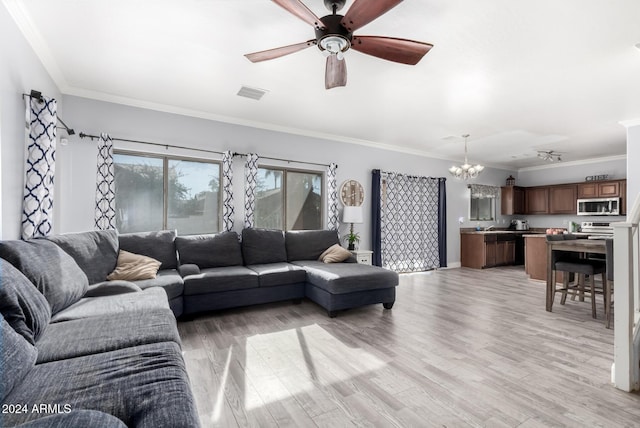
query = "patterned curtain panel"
xmin=22 ymin=95 xmax=57 ymax=240
xmin=244 ymin=153 xmax=259 ymax=228
xmin=95 ymin=133 xmax=116 ymax=230
xmin=469 ymin=184 xmax=499 ymax=198
xmin=222 ymin=150 xmax=234 ymax=231
xmin=326 ymin=163 xmax=339 ymax=230
xmin=378 ymin=171 xmax=443 ymax=272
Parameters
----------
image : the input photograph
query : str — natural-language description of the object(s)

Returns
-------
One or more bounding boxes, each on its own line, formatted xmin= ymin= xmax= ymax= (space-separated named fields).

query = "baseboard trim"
xmin=442 ymin=262 xmax=461 ymax=269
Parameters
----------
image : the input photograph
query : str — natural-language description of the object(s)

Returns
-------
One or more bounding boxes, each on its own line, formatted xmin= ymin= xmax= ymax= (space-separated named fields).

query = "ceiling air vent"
xmin=237 ymin=86 xmax=268 ymax=101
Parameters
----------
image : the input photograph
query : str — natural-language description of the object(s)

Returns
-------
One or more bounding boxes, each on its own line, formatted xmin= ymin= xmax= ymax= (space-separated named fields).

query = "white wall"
xmin=57 ymin=95 xmax=517 ymax=266
xmin=625 ymin=122 xmax=640 ymax=209
xmin=0 ymin=3 xmax=61 ymax=239
xmin=515 ymin=156 xmax=627 ymax=229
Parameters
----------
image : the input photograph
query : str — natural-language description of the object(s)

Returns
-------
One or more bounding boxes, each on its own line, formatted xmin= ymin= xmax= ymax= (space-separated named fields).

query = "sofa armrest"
xmin=178 ymin=263 xmax=201 ymax=277
xmin=344 ymin=255 xmax=358 ymax=263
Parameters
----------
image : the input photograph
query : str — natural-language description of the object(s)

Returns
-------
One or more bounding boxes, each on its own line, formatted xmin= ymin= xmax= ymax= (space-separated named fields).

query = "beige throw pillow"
xmin=107 ymin=250 xmax=162 ymax=281
xmin=318 ymin=244 xmax=352 ymax=264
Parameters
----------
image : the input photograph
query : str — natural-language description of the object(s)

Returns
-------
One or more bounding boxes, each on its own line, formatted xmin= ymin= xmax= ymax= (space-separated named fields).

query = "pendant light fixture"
xmin=449 ymin=134 xmax=484 ymax=180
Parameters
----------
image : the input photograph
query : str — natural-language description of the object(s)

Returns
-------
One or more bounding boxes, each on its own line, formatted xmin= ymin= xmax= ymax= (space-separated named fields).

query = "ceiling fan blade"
xmin=351 ymin=36 xmax=433 ymax=65
xmin=325 ymin=55 xmax=347 ymax=89
xmin=271 ymin=0 xmax=323 ymax=29
xmin=341 ymin=0 xmax=403 ymax=32
xmin=245 ymin=40 xmax=316 ymax=63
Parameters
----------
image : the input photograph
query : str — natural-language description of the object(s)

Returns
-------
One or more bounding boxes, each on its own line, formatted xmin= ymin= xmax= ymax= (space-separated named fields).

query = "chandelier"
xmin=449 ymin=134 xmax=484 ymax=180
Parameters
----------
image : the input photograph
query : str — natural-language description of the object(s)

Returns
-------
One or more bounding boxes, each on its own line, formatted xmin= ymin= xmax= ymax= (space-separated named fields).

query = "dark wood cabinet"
xmin=621 ymin=180 xmax=627 ymax=215
xmin=461 ymin=232 xmax=516 ymax=269
xmin=549 ymin=184 xmax=577 ymax=214
xmin=501 ymin=186 xmax=525 ymax=215
xmin=577 ymin=180 xmax=620 ymax=198
xmin=525 ymin=187 xmax=549 ymax=214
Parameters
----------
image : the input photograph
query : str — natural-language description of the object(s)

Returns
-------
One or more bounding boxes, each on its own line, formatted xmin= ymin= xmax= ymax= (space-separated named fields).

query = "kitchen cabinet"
xmin=501 ymin=186 xmax=525 ymax=215
xmin=525 ymin=187 xmax=549 ymax=214
xmin=548 ymin=184 xmax=577 ymax=214
xmin=621 ymin=180 xmax=627 ymax=215
xmin=577 ymin=180 xmax=620 ymax=198
xmin=460 ymin=232 xmax=516 ymax=269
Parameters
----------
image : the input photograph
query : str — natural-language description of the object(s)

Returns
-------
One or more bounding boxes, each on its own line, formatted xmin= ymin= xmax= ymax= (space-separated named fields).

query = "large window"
xmin=470 ymin=196 xmax=495 ymax=221
xmin=255 ymin=167 xmax=323 ymax=230
xmin=114 ymin=152 xmax=221 ymax=234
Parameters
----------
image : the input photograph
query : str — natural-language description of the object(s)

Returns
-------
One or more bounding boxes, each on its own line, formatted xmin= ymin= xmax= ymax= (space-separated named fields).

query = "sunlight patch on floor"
xmin=242 ymin=323 xmax=386 ymax=410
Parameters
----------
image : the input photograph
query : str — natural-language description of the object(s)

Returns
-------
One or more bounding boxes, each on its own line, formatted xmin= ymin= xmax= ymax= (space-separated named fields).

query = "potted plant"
xmin=343 ymin=231 xmax=360 ymax=251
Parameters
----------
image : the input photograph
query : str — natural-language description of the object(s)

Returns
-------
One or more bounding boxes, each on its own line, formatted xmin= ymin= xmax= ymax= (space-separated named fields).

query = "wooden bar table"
xmin=545 ymin=238 xmax=607 ymax=312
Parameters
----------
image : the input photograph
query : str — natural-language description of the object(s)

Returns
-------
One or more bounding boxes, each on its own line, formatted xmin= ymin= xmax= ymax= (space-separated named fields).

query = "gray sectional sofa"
xmin=0 ymin=227 xmax=397 ymax=426
xmin=0 ymin=241 xmax=199 ymax=427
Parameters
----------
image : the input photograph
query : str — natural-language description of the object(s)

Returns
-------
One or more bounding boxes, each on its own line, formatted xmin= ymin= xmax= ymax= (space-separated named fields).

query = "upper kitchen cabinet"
xmin=501 ymin=186 xmax=525 ymax=215
xmin=525 ymin=187 xmax=549 ymax=214
xmin=577 ymin=180 xmax=620 ymax=198
xmin=549 ymin=184 xmax=577 ymax=214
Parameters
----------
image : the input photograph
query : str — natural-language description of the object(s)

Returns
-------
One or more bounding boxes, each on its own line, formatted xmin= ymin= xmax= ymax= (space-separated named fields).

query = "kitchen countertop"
xmin=460 ymin=229 xmax=545 ymax=235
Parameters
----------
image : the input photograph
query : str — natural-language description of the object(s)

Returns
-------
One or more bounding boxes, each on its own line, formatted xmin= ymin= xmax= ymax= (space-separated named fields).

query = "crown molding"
xmin=517 ymin=154 xmax=627 ymax=172
xmin=3 ymin=0 xmax=68 ymax=89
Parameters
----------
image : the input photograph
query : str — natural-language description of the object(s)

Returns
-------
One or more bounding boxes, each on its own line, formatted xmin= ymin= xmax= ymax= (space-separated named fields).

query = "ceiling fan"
xmin=245 ymin=0 xmax=433 ymax=89
xmin=537 ymin=150 xmax=564 ymax=162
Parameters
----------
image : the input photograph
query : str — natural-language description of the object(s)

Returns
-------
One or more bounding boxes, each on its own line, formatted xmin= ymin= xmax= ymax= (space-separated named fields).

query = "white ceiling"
xmin=6 ymin=0 xmax=640 ymax=169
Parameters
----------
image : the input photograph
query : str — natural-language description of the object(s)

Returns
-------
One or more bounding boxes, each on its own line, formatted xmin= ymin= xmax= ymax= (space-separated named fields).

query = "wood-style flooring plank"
xmin=179 ymin=266 xmax=640 ymax=427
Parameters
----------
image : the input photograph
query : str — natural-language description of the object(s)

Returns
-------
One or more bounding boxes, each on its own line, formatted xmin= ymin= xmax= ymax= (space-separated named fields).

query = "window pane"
xmin=167 ymin=159 xmax=220 ymax=235
xmin=470 ymin=197 xmax=495 ymax=221
xmin=255 ymin=168 xmax=283 ymax=229
xmin=286 ymin=171 xmax=322 ymax=230
xmin=114 ymin=154 xmax=164 ymax=233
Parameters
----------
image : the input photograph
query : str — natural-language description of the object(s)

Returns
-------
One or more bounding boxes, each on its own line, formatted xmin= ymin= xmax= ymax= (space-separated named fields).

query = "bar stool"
xmin=546 ymin=235 xmax=606 ymax=318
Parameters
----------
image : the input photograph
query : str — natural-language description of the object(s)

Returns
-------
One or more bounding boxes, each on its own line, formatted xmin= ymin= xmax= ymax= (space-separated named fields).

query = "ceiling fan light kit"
xmin=449 ymin=134 xmax=484 ymax=180
xmin=245 ymin=0 xmax=433 ymax=89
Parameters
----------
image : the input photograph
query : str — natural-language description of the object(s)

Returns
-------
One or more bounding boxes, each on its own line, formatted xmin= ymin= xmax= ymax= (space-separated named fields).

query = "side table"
xmin=350 ymin=250 xmax=373 ymax=265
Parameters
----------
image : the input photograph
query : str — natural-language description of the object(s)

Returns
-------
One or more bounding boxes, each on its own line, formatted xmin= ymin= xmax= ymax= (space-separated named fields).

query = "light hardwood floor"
xmin=177 ymin=267 xmax=640 ymax=427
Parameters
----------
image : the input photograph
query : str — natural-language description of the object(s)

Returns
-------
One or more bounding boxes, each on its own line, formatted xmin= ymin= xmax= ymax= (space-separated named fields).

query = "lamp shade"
xmin=342 ymin=206 xmax=363 ymax=224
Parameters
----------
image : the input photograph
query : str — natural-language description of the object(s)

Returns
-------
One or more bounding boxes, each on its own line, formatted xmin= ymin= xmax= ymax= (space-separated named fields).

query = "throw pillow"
xmin=107 ymin=250 xmax=162 ymax=281
xmin=318 ymin=244 xmax=352 ymax=263
xmin=85 ymin=280 xmax=142 ymax=297
xmin=0 ymin=239 xmax=89 ymax=315
xmin=0 ymin=314 xmax=38 ymax=402
xmin=0 ymin=259 xmax=51 ymax=345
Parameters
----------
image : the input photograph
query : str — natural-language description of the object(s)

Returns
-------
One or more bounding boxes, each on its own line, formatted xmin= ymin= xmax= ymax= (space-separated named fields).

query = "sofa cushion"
xmin=176 ymin=231 xmax=243 ymax=268
xmin=50 ymin=287 xmax=169 ymax=323
xmin=0 ymin=239 xmax=89 ymax=314
xmin=241 ymin=228 xmax=287 ymax=265
xmin=247 ymin=263 xmax=307 ymax=287
xmin=0 ymin=259 xmax=51 ymax=344
xmin=126 ymin=269 xmax=184 ymax=300
xmin=45 ymin=230 xmax=118 ymax=284
xmin=36 ymin=308 xmax=180 ymax=363
xmin=285 ymin=230 xmax=340 ymax=261
xmin=85 ymin=280 xmax=142 ymax=297
xmin=318 ymin=244 xmax=352 ymax=263
xmin=2 ymin=342 xmax=200 ymax=428
xmin=118 ymin=230 xmax=178 ymax=269
xmin=107 ymin=250 xmax=162 ymax=281
xmin=1 ymin=315 xmax=37 ymax=402
xmin=182 ymin=266 xmax=258 ymax=295
xmin=293 ymin=260 xmax=399 ymax=294
xmin=12 ymin=410 xmax=127 ymax=428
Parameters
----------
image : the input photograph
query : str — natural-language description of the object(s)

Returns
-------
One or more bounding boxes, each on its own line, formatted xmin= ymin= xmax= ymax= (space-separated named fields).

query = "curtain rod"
xmin=233 ymin=152 xmax=336 ymax=169
xmin=78 ymin=132 xmax=225 ymax=156
xmin=23 ymin=90 xmax=75 ymax=136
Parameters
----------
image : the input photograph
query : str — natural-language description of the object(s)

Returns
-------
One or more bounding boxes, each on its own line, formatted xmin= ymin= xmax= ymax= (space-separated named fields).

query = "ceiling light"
xmin=319 ymin=35 xmax=349 ymax=60
xmin=449 ymin=134 xmax=484 ymax=180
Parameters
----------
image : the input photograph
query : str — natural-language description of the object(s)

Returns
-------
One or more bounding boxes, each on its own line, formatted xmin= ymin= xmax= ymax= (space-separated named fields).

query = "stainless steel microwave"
xmin=577 ymin=198 xmax=620 ymax=216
